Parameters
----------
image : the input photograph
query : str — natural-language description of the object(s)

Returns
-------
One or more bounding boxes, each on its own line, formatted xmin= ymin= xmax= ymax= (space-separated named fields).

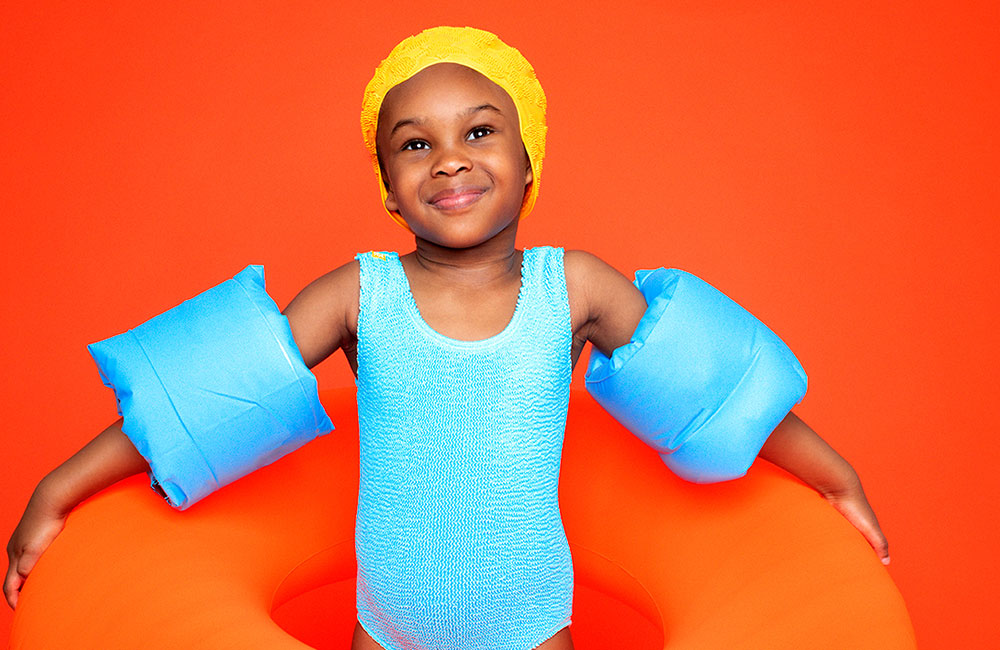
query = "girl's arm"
xmin=567 ymin=250 xmax=890 ymax=562
xmin=759 ymin=412 xmax=890 ymax=564
xmin=6 ymin=260 xmax=360 ymax=610
xmin=5 ymin=418 xmax=148 ymax=609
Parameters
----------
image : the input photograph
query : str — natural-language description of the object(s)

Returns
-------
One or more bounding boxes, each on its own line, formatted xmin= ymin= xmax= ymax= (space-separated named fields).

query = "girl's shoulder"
xmin=286 ymin=258 xmax=361 ymax=315
xmin=562 ymin=248 xmax=616 ymax=281
xmin=563 ymin=249 xmax=636 ymax=304
xmin=281 ymin=259 xmax=360 ymax=369
xmin=562 ymin=249 xmax=648 ymax=357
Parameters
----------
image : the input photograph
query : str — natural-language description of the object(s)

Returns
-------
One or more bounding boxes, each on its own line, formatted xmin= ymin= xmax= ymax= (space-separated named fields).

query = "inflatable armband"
xmin=88 ymin=265 xmax=333 ymax=509
xmin=585 ymin=268 xmax=807 ymax=482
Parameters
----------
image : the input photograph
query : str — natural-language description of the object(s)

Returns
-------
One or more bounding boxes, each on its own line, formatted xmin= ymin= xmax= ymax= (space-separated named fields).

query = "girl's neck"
xmin=408 ymin=221 xmax=522 ymax=288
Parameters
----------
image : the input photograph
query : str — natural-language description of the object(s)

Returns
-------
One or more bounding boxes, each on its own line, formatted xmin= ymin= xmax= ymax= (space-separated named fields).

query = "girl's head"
xmin=360 ymin=27 xmax=547 ymax=238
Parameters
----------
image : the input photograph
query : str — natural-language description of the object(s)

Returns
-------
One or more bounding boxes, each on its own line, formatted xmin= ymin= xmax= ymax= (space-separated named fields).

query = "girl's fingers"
xmin=4 ymin=561 xmax=24 ymax=609
xmin=856 ymin=516 xmax=891 ymax=564
xmin=829 ymin=495 xmax=891 ymax=565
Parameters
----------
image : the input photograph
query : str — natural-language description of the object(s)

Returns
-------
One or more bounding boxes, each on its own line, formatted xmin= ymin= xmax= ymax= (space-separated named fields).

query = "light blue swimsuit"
xmin=354 ymin=247 xmax=574 ymax=650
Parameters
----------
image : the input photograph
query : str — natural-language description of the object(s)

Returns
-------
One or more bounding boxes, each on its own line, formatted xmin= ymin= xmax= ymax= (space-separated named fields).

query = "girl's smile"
xmin=426 ymin=184 xmax=487 ymax=211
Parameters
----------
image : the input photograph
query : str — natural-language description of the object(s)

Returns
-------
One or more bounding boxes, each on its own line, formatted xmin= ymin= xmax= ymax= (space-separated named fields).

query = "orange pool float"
xmin=10 ymin=389 xmax=915 ymax=649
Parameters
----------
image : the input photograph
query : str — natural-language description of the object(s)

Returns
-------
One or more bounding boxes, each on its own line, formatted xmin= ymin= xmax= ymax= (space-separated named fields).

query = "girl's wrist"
xmin=32 ymin=473 xmax=75 ymax=519
xmin=814 ymin=462 xmax=862 ymax=500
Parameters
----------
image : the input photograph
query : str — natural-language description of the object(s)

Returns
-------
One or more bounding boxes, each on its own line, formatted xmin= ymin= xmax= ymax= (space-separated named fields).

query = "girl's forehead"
xmin=378 ymin=63 xmax=517 ymax=125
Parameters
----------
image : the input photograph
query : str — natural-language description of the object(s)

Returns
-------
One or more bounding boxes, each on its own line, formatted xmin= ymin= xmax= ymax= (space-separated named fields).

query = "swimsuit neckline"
xmin=392 ymin=249 xmax=530 ymax=350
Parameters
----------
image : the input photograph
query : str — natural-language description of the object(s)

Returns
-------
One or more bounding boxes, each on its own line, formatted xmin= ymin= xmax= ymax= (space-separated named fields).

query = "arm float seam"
xmin=232 ymin=274 xmax=324 ymax=434
xmin=128 ymin=329 xmax=221 ymax=489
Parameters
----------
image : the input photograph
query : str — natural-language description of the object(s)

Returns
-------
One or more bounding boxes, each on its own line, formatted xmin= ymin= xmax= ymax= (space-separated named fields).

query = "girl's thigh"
xmin=351 ymin=622 xmax=385 ymax=650
xmin=536 ymin=626 xmax=574 ymax=649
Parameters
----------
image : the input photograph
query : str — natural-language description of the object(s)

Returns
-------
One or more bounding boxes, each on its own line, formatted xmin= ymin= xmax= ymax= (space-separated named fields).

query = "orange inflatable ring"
xmin=11 ymin=389 xmax=915 ymax=649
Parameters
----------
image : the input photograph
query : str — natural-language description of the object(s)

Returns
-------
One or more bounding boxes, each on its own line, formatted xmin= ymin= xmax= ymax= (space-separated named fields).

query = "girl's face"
xmin=376 ymin=63 xmax=533 ymax=250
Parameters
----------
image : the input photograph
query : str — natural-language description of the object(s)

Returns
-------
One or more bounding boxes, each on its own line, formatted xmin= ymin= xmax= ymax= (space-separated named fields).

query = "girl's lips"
xmin=427 ymin=187 xmax=486 ymax=210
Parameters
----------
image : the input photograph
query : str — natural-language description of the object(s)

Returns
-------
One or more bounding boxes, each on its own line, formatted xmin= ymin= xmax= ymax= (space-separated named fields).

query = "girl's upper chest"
xmin=406 ymin=274 xmax=523 ymax=342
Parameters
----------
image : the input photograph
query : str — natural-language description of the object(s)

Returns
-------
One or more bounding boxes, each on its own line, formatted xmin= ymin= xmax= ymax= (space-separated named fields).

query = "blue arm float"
xmin=585 ymin=269 xmax=807 ymax=483
xmin=88 ymin=265 xmax=334 ymax=509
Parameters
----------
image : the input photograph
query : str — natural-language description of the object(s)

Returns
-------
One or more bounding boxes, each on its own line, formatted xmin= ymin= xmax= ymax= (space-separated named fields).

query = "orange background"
xmin=1 ymin=2 xmax=996 ymax=648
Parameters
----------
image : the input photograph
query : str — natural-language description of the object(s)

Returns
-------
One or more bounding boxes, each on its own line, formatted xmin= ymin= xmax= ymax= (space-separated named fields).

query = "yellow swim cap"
xmin=360 ymin=26 xmax=547 ymax=231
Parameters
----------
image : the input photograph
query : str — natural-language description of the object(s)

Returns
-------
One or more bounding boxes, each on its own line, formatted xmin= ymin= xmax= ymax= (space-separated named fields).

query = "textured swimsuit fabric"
xmin=354 ymin=247 xmax=573 ymax=650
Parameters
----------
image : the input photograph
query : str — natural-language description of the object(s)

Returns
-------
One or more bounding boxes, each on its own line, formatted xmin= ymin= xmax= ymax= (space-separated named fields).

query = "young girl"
xmin=6 ymin=26 xmax=889 ymax=650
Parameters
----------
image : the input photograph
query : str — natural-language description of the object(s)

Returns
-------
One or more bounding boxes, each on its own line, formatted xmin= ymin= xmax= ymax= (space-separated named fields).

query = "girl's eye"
xmin=402 ymin=140 xmax=429 ymax=151
xmin=468 ymin=126 xmax=494 ymax=140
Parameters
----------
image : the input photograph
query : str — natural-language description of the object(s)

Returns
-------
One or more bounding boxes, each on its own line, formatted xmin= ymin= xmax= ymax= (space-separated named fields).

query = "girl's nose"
xmin=432 ymin=143 xmax=472 ymax=177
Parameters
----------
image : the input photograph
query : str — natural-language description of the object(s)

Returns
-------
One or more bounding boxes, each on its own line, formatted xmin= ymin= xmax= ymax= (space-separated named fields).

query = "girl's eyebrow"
xmin=465 ymin=103 xmax=503 ymax=117
xmin=389 ymin=104 xmax=504 ymax=137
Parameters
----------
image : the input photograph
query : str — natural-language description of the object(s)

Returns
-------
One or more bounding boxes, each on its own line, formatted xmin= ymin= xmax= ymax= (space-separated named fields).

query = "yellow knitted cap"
xmin=361 ymin=26 xmax=547 ymax=231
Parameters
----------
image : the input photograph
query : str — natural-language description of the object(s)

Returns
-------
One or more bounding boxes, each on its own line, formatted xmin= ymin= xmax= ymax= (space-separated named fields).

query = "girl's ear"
xmin=381 ymin=163 xmax=398 ymax=212
xmin=524 ymin=163 xmax=534 ymax=187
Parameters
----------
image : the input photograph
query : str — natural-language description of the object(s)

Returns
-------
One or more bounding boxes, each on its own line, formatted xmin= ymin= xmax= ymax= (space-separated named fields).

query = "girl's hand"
xmin=4 ymin=418 xmax=148 ymax=610
xmin=822 ymin=478 xmax=891 ymax=565
xmin=758 ymin=412 xmax=891 ymax=566
xmin=5 ymin=488 xmax=68 ymax=609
